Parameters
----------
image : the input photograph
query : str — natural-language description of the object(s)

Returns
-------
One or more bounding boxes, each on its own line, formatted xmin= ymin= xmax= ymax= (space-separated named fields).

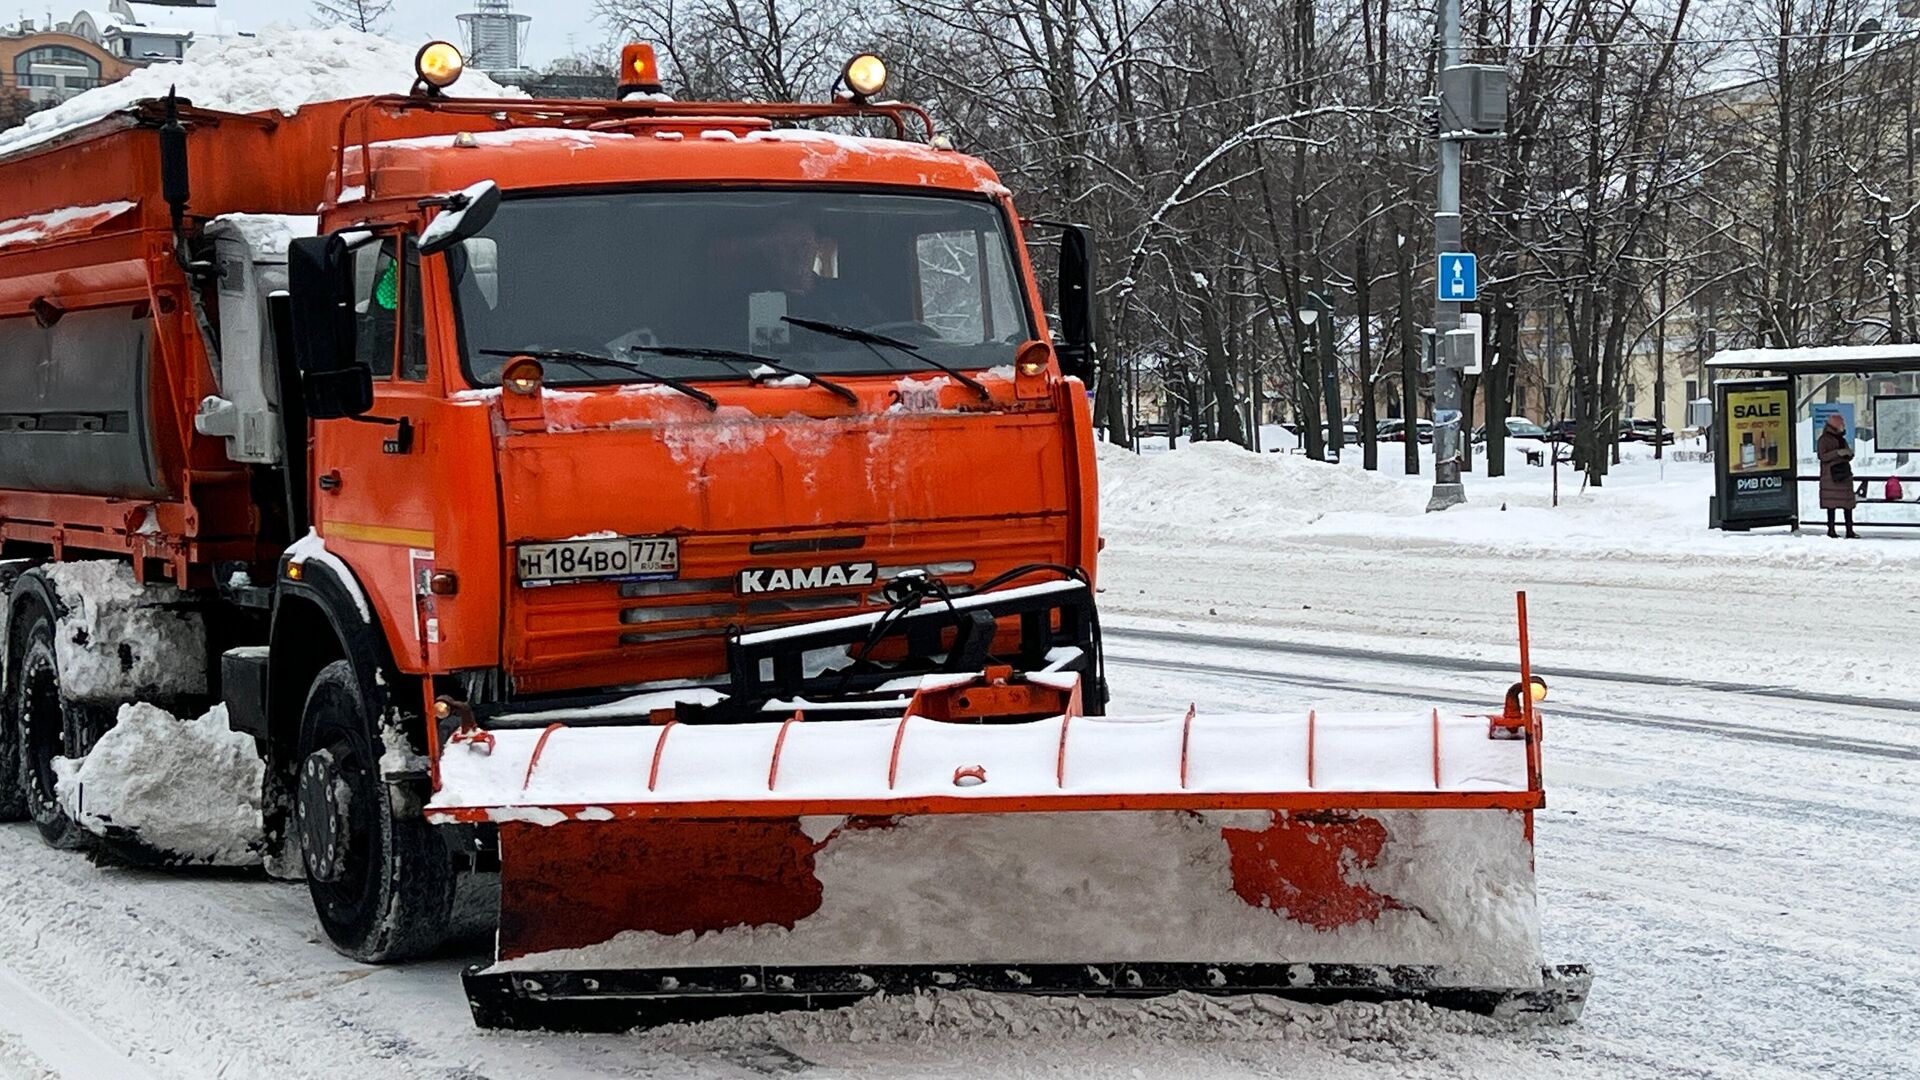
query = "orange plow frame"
xmin=431 ymin=591 xmax=1587 ymax=1029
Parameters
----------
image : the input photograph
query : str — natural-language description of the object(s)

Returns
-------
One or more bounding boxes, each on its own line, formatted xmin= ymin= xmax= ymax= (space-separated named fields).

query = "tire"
xmin=10 ymin=604 xmax=97 ymax=849
xmin=0 ymin=602 xmax=25 ymax=823
xmin=296 ymin=660 xmax=454 ymax=962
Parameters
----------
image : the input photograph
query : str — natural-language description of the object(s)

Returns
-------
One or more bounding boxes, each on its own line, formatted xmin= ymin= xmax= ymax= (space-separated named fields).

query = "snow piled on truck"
xmin=37 ymin=562 xmax=207 ymax=704
xmin=0 ymin=27 xmax=520 ymax=160
xmin=53 ymin=703 xmax=265 ymax=867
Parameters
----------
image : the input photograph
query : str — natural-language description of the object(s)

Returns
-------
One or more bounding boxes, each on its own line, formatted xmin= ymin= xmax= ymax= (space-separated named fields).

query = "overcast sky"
xmin=238 ymin=1 xmax=609 ymax=67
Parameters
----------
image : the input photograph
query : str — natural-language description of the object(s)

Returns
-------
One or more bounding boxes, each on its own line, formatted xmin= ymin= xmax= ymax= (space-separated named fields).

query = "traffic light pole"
xmin=1428 ymin=0 xmax=1467 ymax=512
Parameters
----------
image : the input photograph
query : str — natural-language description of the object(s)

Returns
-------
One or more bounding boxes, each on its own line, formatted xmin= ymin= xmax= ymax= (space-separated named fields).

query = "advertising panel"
xmin=1809 ymin=402 xmax=1854 ymax=445
xmin=1714 ymin=378 xmax=1798 ymax=530
xmin=1876 ymin=394 xmax=1920 ymax=452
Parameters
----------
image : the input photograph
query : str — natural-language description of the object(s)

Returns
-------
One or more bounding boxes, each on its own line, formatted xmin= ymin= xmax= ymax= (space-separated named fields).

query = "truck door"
xmin=308 ymin=232 xmax=438 ymax=669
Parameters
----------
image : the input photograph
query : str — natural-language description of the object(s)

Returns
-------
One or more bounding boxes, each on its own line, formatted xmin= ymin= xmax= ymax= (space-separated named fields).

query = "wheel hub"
xmin=298 ymin=749 xmax=354 ymax=883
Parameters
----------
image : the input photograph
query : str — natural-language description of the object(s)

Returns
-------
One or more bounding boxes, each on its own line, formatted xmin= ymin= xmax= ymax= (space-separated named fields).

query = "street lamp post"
xmin=1298 ymin=305 xmax=1323 ymax=460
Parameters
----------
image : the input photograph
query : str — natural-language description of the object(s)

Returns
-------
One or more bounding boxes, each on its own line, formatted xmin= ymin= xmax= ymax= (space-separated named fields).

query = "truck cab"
xmin=249 ymin=50 xmax=1109 ymax=958
xmin=282 ymin=114 xmax=1103 ymax=702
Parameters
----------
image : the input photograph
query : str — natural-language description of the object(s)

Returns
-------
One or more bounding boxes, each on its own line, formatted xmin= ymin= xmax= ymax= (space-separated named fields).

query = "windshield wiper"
xmin=478 ymin=348 xmax=718 ymax=410
xmin=781 ymin=316 xmax=992 ymax=401
xmin=634 ymin=345 xmax=859 ymax=405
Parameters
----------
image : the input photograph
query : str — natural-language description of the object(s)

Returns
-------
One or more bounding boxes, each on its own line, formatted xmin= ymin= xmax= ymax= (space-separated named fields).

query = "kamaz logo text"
xmin=738 ymin=562 xmax=877 ymax=595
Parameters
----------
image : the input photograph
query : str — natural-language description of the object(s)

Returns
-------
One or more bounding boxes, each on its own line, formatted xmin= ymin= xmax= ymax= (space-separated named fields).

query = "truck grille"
xmin=505 ymin=516 xmax=1065 ymax=694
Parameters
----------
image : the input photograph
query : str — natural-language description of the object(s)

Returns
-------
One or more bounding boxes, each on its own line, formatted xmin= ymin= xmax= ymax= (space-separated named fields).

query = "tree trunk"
xmin=1358 ymin=225 xmax=1378 ymax=471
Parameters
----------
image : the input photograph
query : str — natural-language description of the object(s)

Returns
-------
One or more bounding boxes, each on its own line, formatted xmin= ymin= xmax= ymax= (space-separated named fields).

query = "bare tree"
xmin=311 ymin=0 xmax=394 ymax=34
xmin=571 ymin=0 xmax=1920 ymax=466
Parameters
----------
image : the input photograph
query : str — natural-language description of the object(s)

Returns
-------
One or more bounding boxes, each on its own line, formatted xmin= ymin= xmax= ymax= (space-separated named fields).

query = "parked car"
xmin=1623 ymin=418 xmax=1676 ymax=445
xmin=1377 ymin=418 xmax=1434 ymax=444
xmin=1473 ymin=417 xmax=1550 ymax=442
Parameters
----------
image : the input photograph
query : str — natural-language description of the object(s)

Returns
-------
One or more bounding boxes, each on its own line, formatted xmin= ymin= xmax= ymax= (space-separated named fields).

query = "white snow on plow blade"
xmin=428 ymin=709 xmax=1528 ymax=813
xmin=485 ymin=809 xmax=1545 ymax=988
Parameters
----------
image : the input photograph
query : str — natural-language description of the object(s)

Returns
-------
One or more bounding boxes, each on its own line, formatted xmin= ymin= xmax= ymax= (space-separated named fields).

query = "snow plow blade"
xmin=462 ymin=961 xmax=1593 ymax=1031
xmin=426 ymin=585 xmax=1579 ymax=1031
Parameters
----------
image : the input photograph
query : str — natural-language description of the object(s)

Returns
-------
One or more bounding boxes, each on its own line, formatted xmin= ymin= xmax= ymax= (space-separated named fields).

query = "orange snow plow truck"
xmin=0 ymin=43 xmax=1586 ymax=1029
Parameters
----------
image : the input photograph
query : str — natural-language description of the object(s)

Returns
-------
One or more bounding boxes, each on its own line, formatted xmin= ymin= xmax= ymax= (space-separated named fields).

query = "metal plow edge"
xmin=464 ymin=961 xmax=1594 ymax=1032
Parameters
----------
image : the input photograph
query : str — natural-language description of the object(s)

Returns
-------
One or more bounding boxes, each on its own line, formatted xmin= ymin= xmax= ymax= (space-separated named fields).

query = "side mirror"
xmin=303 ymin=367 xmax=375 ymax=421
xmin=287 ymin=234 xmax=369 ymax=419
xmin=288 ymin=235 xmax=354 ymax=374
xmin=1056 ymin=223 xmax=1098 ymax=382
xmin=419 ymin=180 xmax=502 ymax=256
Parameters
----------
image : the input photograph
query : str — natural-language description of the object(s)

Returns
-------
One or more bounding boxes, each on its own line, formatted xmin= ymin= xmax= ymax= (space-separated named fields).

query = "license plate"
xmin=517 ymin=536 xmax=679 ymax=586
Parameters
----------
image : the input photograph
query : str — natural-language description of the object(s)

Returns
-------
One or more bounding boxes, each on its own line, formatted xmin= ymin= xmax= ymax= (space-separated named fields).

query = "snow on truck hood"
xmin=361 ymin=126 xmax=1009 ymax=198
xmin=0 ymin=27 xmax=521 ymax=161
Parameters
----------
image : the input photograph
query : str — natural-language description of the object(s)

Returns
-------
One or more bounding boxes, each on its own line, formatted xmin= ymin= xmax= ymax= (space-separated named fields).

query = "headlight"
xmin=843 ymin=53 xmax=888 ymax=99
xmin=416 ymin=41 xmax=466 ymax=91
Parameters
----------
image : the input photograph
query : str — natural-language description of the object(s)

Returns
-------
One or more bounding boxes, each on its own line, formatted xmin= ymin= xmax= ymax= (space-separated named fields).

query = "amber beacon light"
xmin=619 ymin=43 xmax=664 ymax=97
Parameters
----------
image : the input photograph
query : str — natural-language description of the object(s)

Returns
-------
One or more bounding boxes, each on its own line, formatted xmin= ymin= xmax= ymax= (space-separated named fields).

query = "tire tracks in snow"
xmin=1106 ymin=626 xmax=1920 ymax=717
xmin=1106 ymin=649 xmax=1920 ymax=762
xmin=0 ymin=827 xmax=728 ymax=1080
xmin=0 ymin=963 xmax=161 ymax=1080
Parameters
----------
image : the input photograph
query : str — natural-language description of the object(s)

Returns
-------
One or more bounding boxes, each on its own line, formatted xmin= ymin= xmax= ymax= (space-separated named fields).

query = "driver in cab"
xmin=755 ymin=216 xmax=884 ymax=330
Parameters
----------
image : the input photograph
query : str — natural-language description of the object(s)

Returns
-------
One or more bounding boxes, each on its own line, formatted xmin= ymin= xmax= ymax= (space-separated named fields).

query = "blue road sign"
xmin=1437 ymin=252 xmax=1478 ymax=302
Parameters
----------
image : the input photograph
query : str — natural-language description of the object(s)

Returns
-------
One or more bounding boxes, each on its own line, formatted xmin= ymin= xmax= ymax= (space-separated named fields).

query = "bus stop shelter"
xmin=1706 ymin=345 xmax=1920 ymax=530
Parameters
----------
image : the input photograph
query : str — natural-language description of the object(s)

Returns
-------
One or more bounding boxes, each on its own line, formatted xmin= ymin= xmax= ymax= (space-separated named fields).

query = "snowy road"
xmin=4 ymin=441 xmax=1918 ymax=1079
xmin=1106 ymin=634 xmax=1920 ymax=1079
xmin=1 ymin=610 xmax=1912 ymax=1078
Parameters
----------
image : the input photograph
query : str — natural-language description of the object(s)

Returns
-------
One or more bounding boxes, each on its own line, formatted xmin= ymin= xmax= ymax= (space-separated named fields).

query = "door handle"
xmin=317 ymin=470 xmax=342 ymax=492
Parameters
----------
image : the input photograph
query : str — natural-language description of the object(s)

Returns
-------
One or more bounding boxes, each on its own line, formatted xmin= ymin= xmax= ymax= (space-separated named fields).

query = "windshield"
xmin=450 ymin=189 xmax=1032 ymax=386
xmin=1508 ymin=420 xmax=1547 ymax=438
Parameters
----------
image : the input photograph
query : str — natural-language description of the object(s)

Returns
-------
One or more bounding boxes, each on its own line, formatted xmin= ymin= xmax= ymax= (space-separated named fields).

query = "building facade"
xmin=2 ymin=3 xmax=235 ymax=111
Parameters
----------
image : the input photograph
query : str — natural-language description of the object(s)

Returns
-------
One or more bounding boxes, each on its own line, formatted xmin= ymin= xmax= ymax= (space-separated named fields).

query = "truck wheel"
xmin=10 ymin=604 xmax=96 ymax=849
xmin=296 ymin=660 xmax=454 ymax=962
xmin=0 ymin=627 xmax=24 ymax=823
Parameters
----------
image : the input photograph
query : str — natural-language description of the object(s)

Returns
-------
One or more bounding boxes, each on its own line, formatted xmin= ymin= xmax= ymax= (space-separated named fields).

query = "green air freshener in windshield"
xmin=376 ymin=261 xmax=399 ymax=311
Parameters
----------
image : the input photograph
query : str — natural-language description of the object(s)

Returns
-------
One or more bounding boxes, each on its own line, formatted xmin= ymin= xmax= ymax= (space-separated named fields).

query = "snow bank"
xmin=1097 ymin=440 xmax=1422 ymax=538
xmin=1100 ymin=439 xmax=1920 ymax=568
xmin=0 ymin=27 xmax=520 ymax=160
xmin=490 ymin=809 xmax=1541 ymax=987
xmin=37 ymin=562 xmax=207 ymax=704
xmin=53 ymin=703 xmax=265 ymax=867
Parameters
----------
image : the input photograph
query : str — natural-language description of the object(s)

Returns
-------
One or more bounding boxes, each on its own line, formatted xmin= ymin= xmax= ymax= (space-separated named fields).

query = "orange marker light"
xmin=502 ymin=357 xmax=544 ymax=396
xmin=619 ymin=43 xmax=663 ymax=96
